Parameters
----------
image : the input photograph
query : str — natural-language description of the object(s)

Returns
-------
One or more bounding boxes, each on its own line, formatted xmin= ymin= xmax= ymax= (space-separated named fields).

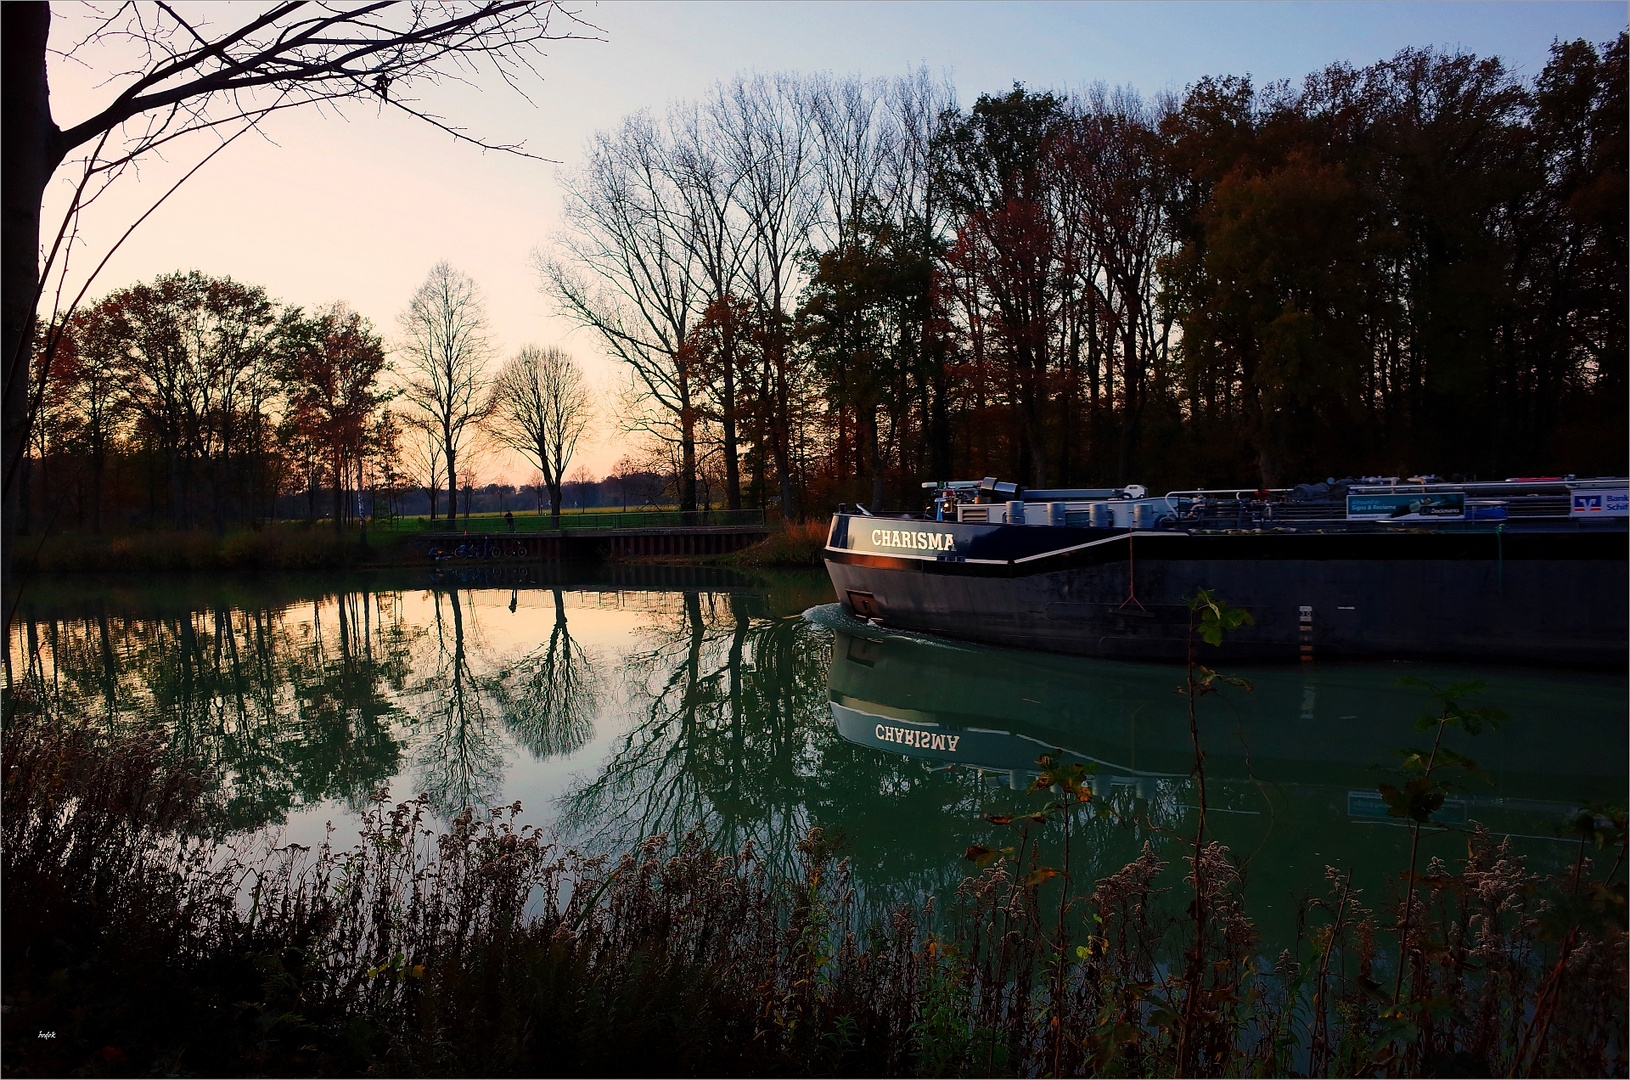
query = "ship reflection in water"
xmin=813 ymin=603 xmax=1626 ymax=924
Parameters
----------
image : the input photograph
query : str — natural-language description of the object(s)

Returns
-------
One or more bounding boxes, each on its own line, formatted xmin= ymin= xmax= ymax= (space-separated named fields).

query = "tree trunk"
xmin=768 ymin=316 xmax=798 ymax=522
xmin=678 ymin=374 xmax=697 ymax=514
xmin=332 ymin=450 xmax=344 ymax=536
xmin=358 ymin=455 xmax=369 ymax=547
xmin=170 ymin=449 xmax=187 ymax=531
xmin=749 ymin=412 xmax=766 ymax=510
xmin=547 ymin=482 xmax=562 ymax=529
xmin=444 ymin=435 xmax=458 ymax=523
xmin=90 ymin=449 xmax=104 ymax=533
xmin=721 ymin=334 xmax=741 ymax=509
xmin=1020 ymin=345 xmax=1048 ymax=488
xmin=773 ymin=420 xmax=796 ymax=522
xmin=1117 ymin=320 xmax=1142 ymax=482
xmin=866 ymin=409 xmax=884 ymax=510
xmin=208 ymin=450 xmax=224 ymax=535
xmin=16 ymin=450 xmax=31 ymax=536
xmin=767 ymin=335 xmax=797 ymax=521
xmin=2 ymin=3 xmax=60 ymax=604
xmin=1061 ymin=302 xmax=1079 ymax=484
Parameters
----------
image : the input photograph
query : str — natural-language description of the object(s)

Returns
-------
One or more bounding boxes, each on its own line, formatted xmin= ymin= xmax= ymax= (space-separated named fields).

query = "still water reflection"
xmin=9 ymin=567 xmax=1625 ymax=938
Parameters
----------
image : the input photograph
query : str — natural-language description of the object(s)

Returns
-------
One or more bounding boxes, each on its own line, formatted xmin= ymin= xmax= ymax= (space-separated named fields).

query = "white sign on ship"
xmin=1570 ymin=488 xmax=1629 ymax=517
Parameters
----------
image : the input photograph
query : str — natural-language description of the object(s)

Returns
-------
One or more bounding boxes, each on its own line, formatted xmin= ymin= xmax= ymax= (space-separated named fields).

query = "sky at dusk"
xmin=43 ymin=1 xmax=1628 ymax=481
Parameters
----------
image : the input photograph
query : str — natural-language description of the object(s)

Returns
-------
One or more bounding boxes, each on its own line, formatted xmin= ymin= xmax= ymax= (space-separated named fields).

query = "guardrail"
xmin=371 ymin=507 xmax=768 ymax=534
xmin=550 ymin=508 xmax=767 ymax=531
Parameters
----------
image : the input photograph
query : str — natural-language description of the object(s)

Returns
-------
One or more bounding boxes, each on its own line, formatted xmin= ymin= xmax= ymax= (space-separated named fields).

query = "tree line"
xmin=19 ymin=35 xmax=1624 ymax=537
xmin=21 ymin=263 xmax=594 ymax=536
xmin=544 ymin=36 xmax=1625 ymax=516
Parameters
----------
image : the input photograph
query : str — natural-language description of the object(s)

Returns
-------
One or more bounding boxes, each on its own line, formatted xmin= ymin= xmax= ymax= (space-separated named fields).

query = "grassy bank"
xmin=3 ymin=696 xmax=1622 ymax=1078
xmin=12 ymin=525 xmax=393 ymax=573
xmin=12 ymin=515 xmax=822 ymax=574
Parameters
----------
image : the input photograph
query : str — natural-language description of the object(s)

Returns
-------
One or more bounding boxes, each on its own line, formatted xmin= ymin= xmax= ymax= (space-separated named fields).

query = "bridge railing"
xmin=371 ymin=507 xmax=767 ymax=534
xmin=551 ymin=508 xmax=767 ymax=531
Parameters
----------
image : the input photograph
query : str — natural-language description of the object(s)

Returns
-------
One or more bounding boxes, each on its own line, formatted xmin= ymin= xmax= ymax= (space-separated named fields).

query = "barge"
xmin=822 ymin=477 xmax=1628 ymax=666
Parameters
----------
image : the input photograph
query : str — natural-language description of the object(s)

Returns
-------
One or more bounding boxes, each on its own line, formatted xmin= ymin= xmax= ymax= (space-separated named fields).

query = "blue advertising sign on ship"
xmin=1346 ymin=492 xmax=1466 ymax=520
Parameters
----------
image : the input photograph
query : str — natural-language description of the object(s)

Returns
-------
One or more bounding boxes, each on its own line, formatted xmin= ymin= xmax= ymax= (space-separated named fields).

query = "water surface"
xmin=10 ymin=566 xmax=1624 ymax=943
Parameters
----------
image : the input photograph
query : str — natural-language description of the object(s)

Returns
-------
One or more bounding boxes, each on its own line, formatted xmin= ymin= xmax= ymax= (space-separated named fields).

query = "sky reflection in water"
xmin=9 ymin=567 xmax=1624 ymax=940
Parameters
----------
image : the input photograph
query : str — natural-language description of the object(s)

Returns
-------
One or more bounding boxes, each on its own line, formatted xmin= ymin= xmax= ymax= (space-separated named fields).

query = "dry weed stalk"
xmin=2 ymin=695 xmax=1624 ymax=1077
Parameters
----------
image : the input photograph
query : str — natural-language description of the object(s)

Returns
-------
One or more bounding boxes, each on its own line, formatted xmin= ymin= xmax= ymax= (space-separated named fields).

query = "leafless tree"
xmin=414 ymin=585 xmax=504 ymax=818
xmin=397 ymin=262 xmax=495 ymax=521
xmin=545 ymin=70 xmax=956 ymax=520
xmin=486 ymin=344 xmax=592 ymax=527
xmin=806 ymin=73 xmax=893 ymax=254
xmin=668 ymin=101 xmax=754 ymax=508
xmin=538 ymin=112 xmax=704 ymax=511
xmin=715 ymin=73 xmax=822 ymax=520
xmin=401 ymin=413 xmax=448 ymax=521
xmin=881 ymin=68 xmax=959 ymax=480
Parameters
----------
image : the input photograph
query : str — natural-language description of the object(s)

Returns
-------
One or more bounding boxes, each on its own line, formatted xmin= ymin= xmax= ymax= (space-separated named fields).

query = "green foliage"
xmin=1397 ymin=675 xmax=1509 ymax=735
xmin=1376 ymin=678 xmax=1507 ymax=823
xmin=1572 ymin=802 xmax=1628 ymax=854
xmin=1183 ymin=587 xmax=1255 ymax=648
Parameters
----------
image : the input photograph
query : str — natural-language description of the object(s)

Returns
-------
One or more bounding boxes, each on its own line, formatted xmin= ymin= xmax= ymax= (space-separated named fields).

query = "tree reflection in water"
xmin=409 ymin=586 xmax=507 ymax=818
xmin=276 ymin=592 xmax=413 ymax=820
xmin=7 ymin=588 xmax=419 ymax=830
xmin=12 ymin=576 xmax=1017 ymax=893
xmin=7 ymin=579 xmax=609 ymax=830
xmin=556 ymin=589 xmax=993 ymax=893
xmin=485 ymin=589 xmax=598 ymax=759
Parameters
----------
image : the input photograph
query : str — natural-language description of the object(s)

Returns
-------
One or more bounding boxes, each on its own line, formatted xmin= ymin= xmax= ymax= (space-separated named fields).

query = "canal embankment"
xmin=8 ymin=517 xmax=826 ymax=574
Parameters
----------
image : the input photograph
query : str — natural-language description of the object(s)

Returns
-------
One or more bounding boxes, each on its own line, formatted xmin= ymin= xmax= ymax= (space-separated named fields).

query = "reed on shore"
xmin=723 ymin=520 xmax=829 ymax=568
xmin=2 ymin=687 xmax=1622 ymax=1078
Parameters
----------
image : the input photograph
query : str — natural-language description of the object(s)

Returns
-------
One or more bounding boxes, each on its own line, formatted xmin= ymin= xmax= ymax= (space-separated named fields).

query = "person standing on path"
xmin=505 ymin=511 xmax=515 ymax=532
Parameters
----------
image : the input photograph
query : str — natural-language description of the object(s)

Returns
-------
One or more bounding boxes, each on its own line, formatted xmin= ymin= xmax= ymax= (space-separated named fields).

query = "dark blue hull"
xmin=823 ymin=514 xmax=1628 ymax=666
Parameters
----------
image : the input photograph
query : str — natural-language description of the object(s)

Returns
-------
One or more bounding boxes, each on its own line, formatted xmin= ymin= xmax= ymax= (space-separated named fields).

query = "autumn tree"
xmin=537 ymin=47 xmax=1627 ymax=507
xmin=798 ymin=215 xmax=935 ymax=508
xmin=936 ymin=85 xmax=1072 ymax=487
xmin=1158 ymin=40 xmax=1628 ymax=483
xmin=1508 ymin=33 xmax=1627 ymax=472
xmin=91 ymin=270 xmax=281 ymax=530
xmin=57 ymin=306 xmax=132 ymax=532
xmin=279 ymin=303 xmax=391 ymax=534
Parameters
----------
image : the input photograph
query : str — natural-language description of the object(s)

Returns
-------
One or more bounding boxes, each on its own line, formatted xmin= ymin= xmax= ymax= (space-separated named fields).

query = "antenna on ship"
xmin=1117 ymin=486 xmax=1148 ymax=614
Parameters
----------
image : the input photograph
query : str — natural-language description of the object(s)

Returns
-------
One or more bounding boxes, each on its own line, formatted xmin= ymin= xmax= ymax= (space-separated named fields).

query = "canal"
xmin=8 ymin=566 xmax=1625 ymax=948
